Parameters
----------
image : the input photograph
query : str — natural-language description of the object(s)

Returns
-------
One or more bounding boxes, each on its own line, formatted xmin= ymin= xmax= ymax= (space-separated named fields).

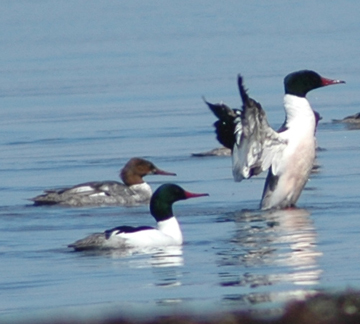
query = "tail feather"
xmin=30 ymin=193 xmax=63 ymax=205
xmin=68 ymin=233 xmax=108 ymax=251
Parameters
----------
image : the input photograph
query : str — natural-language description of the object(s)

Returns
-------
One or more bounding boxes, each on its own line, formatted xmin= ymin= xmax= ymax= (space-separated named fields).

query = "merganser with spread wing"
xmin=205 ymin=70 xmax=344 ymax=209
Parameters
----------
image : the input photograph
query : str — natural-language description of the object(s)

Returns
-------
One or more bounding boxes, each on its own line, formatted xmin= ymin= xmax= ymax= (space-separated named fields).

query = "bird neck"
xmin=121 ymin=169 xmax=144 ymax=186
xmin=157 ymin=217 xmax=183 ymax=244
xmin=283 ymin=94 xmax=316 ymax=131
xmin=150 ymin=199 xmax=174 ymax=222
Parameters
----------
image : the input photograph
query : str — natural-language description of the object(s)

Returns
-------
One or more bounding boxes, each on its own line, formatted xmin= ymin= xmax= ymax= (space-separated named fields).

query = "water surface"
xmin=1 ymin=1 xmax=360 ymax=321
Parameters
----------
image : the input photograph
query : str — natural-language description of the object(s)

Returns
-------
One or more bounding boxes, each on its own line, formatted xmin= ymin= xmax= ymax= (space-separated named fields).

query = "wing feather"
xmin=233 ymin=75 xmax=287 ymax=180
xmin=206 ymin=75 xmax=287 ymax=182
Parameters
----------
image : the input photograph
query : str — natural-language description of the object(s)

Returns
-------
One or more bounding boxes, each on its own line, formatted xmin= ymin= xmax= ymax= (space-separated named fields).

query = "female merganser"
xmin=333 ymin=112 xmax=360 ymax=123
xmin=30 ymin=158 xmax=176 ymax=207
xmin=192 ymin=146 xmax=231 ymax=157
xmin=68 ymin=183 xmax=208 ymax=251
xmin=205 ymin=70 xmax=345 ymax=210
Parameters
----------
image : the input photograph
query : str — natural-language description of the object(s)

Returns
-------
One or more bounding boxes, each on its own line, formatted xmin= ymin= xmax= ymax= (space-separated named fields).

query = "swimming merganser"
xmin=68 ymin=183 xmax=208 ymax=251
xmin=30 ymin=158 xmax=176 ymax=207
xmin=192 ymin=146 xmax=231 ymax=157
xmin=333 ymin=112 xmax=360 ymax=124
xmin=205 ymin=70 xmax=345 ymax=210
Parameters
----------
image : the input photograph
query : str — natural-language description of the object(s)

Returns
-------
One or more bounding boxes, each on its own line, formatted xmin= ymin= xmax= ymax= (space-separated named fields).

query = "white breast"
xmin=109 ymin=217 xmax=183 ymax=248
xmin=129 ymin=183 xmax=153 ymax=202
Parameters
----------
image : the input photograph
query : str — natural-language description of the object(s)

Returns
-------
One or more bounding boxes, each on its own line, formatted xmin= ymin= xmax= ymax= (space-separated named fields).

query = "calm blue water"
xmin=1 ymin=0 xmax=360 ymax=321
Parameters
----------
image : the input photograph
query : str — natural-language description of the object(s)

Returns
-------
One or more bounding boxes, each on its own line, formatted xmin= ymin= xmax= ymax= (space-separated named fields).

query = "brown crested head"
xmin=120 ymin=158 xmax=176 ymax=186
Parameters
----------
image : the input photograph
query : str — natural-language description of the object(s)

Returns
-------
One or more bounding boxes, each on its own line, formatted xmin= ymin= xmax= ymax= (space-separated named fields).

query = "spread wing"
xmin=204 ymin=99 xmax=240 ymax=150
xmin=206 ymin=75 xmax=288 ymax=182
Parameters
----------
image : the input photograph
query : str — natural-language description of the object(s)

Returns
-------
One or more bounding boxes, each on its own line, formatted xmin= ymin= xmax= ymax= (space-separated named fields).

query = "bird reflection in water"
xmin=75 ymin=245 xmax=183 ymax=267
xmin=217 ymin=208 xmax=322 ymax=307
xmin=122 ymin=246 xmax=184 ymax=289
xmin=149 ymin=246 xmax=184 ymax=290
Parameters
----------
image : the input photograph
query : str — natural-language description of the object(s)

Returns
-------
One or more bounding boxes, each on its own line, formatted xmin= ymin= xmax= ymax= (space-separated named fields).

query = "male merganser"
xmin=205 ymin=70 xmax=345 ymax=210
xmin=30 ymin=158 xmax=176 ymax=207
xmin=68 ymin=183 xmax=208 ymax=251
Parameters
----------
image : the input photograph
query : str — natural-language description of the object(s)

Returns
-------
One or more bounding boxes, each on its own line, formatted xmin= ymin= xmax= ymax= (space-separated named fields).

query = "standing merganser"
xmin=205 ymin=70 xmax=345 ymax=210
xmin=68 ymin=183 xmax=209 ymax=251
xmin=30 ymin=158 xmax=176 ymax=207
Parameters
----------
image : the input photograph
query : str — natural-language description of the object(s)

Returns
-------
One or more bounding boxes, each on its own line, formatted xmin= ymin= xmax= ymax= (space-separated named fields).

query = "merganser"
xmin=30 ymin=158 xmax=176 ymax=207
xmin=333 ymin=112 xmax=360 ymax=123
xmin=205 ymin=70 xmax=345 ymax=210
xmin=192 ymin=146 xmax=231 ymax=157
xmin=68 ymin=183 xmax=208 ymax=251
